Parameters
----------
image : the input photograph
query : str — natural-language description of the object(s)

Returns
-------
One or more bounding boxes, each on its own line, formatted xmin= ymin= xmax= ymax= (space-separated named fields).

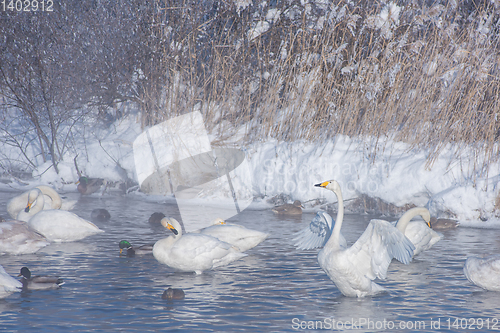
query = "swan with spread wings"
xmin=298 ymin=180 xmax=415 ymax=297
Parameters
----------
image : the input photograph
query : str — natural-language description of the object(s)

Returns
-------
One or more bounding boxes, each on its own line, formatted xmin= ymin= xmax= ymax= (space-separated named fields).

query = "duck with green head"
xmin=77 ymin=177 xmax=105 ymax=195
xmin=119 ymin=240 xmax=153 ymax=257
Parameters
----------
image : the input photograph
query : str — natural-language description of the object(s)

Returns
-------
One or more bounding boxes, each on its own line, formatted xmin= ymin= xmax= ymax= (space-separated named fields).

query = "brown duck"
xmin=272 ymin=200 xmax=303 ymax=215
xmin=77 ymin=177 xmax=105 ymax=195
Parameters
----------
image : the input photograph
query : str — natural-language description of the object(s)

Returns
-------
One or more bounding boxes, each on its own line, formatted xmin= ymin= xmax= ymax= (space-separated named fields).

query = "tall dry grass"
xmin=148 ymin=0 xmax=499 ymax=176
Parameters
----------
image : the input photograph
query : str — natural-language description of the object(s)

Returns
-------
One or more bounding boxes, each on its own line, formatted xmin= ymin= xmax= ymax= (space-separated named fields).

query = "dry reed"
xmin=148 ymin=0 xmax=499 ymax=176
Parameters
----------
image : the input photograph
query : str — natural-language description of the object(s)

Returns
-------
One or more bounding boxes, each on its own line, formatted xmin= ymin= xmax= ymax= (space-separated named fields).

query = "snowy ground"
xmin=1 ymin=114 xmax=499 ymax=228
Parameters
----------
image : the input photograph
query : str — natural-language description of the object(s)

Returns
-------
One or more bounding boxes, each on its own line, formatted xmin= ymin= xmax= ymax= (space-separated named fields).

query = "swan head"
xmin=161 ymin=217 xmax=180 ymax=236
xmin=25 ymin=189 xmax=42 ymax=212
xmin=421 ymin=209 xmax=431 ymax=227
xmin=213 ymin=218 xmax=226 ymax=225
xmin=315 ymin=180 xmax=341 ymax=194
xmin=18 ymin=267 xmax=31 ymax=279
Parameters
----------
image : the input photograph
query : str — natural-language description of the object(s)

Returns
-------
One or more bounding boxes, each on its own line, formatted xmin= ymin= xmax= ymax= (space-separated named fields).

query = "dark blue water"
xmin=1 ymin=190 xmax=499 ymax=332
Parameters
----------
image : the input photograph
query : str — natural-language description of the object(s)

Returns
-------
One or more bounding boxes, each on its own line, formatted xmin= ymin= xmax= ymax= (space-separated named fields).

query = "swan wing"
xmin=27 ymin=210 xmax=104 ymax=242
xmin=7 ymin=191 xmax=29 ymax=219
xmin=293 ymin=211 xmax=347 ymax=250
xmin=346 ymin=219 xmax=415 ymax=280
xmin=200 ymin=224 xmax=268 ymax=252
xmin=0 ymin=221 xmax=50 ymax=254
xmin=170 ymin=234 xmax=233 ymax=261
xmin=403 ymin=221 xmax=442 ymax=255
xmin=0 ymin=265 xmax=22 ymax=294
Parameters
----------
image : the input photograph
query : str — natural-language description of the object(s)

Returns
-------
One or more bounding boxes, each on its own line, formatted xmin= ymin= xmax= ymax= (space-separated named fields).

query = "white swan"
xmin=0 ymin=265 xmax=22 ymax=298
xmin=392 ymin=207 xmax=442 ymax=256
xmin=463 ymin=255 xmax=500 ymax=291
xmin=153 ymin=217 xmax=246 ymax=274
xmin=313 ymin=180 xmax=415 ymax=297
xmin=12 ymin=192 xmax=102 ymax=242
xmin=0 ymin=219 xmax=50 ymax=255
xmin=293 ymin=211 xmax=347 ymax=250
xmin=27 ymin=210 xmax=104 ymax=242
xmin=195 ymin=218 xmax=268 ymax=252
xmin=15 ymin=188 xmax=45 ymax=222
xmin=7 ymin=185 xmax=76 ymax=219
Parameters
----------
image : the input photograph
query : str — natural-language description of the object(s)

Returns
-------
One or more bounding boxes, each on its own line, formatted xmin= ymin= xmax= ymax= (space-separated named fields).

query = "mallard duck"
xmin=308 ymin=180 xmax=414 ymax=297
xmin=7 ymin=185 xmax=75 ymax=219
xmin=0 ymin=265 xmax=22 ymax=298
xmin=196 ymin=218 xmax=268 ymax=252
xmin=153 ymin=217 xmax=246 ymax=274
xmin=118 ymin=240 xmax=153 ymax=257
xmin=272 ymin=200 xmax=303 ymax=215
xmin=0 ymin=219 xmax=50 ymax=255
xmin=77 ymin=177 xmax=105 ymax=195
xmin=148 ymin=212 xmax=166 ymax=224
xmin=429 ymin=217 xmax=459 ymax=230
xmin=464 ymin=255 xmax=500 ymax=291
xmin=18 ymin=267 xmax=64 ymax=290
xmin=161 ymin=287 xmax=185 ymax=300
xmin=91 ymin=209 xmax=111 ymax=222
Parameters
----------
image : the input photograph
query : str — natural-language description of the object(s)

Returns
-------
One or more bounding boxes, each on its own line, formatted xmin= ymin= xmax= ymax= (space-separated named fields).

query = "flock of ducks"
xmin=0 ymin=179 xmax=499 ymax=300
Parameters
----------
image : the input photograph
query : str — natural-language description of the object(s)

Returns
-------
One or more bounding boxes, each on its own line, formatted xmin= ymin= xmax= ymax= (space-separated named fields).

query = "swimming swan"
xmin=13 ymin=193 xmax=103 ymax=242
xmin=392 ymin=207 xmax=442 ymax=256
xmin=0 ymin=265 xmax=22 ymax=298
xmin=153 ymin=217 xmax=246 ymax=274
xmin=196 ymin=218 xmax=268 ymax=252
xmin=463 ymin=255 xmax=500 ymax=291
xmin=27 ymin=210 xmax=104 ymax=242
xmin=313 ymin=180 xmax=415 ymax=297
xmin=18 ymin=267 xmax=64 ymax=290
xmin=0 ymin=220 xmax=50 ymax=255
xmin=7 ymin=185 xmax=75 ymax=219
xmin=293 ymin=211 xmax=347 ymax=250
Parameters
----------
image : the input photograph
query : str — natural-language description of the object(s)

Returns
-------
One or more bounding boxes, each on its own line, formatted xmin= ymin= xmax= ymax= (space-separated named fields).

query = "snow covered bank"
xmin=1 ymin=115 xmax=499 ymax=228
xmin=245 ymin=136 xmax=500 ymax=227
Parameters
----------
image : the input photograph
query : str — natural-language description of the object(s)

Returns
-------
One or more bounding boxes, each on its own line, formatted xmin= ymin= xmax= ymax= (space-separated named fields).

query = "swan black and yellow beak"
xmin=426 ymin=220 xmax=432 ymax=228
xmin=24 ymin=202 xmax=33 ymax=213
xmin=315 ymin=181 xmax=330 ymax=188
xmin=167 ymin=222 xmax=179 ymax=235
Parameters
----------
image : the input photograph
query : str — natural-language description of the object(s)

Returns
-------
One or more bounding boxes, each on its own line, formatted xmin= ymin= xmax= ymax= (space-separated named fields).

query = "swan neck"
xmin=31 ymin=192 xmax=45 ymax=214
xmin=38 ymin=186 xmax=62 ymax=209
xmin=396 ymin=207 xmax=427 ymax=233
xmin=325 ymin=188 xmax=344 ymax=249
